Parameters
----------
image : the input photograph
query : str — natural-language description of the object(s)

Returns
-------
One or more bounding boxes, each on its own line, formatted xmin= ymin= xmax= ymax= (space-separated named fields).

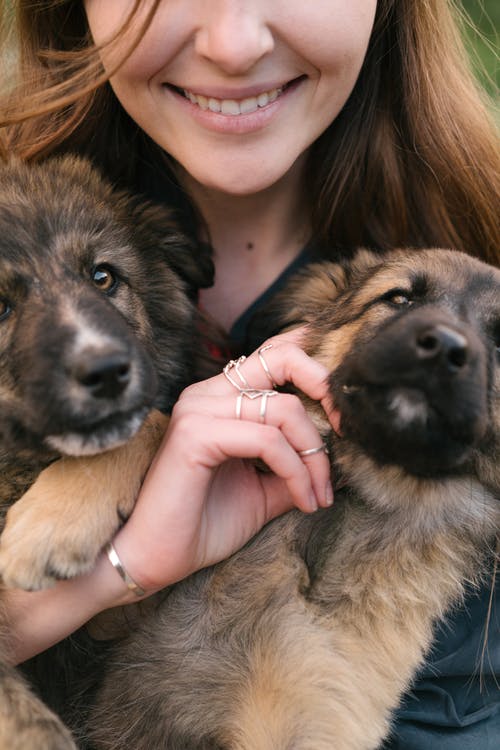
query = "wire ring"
xmin=223 ymin=356 xmax=252 ymax=392
xmin=235 ymin=389 xmax=278 ymax=421
xmin=259 ymin=389 xmax=278 ymax=423
xmin=258 ymin=344 xmax=278 ymax=389
xmin=236 ymin=392 xmax=244 ymax=419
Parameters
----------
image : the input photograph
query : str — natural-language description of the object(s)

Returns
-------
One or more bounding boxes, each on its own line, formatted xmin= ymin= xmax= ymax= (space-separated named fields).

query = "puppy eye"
xmin=91 ymin=265 xmax=118 ymax=294
xmin=0 ymin=298 xmax=12 ymax=322
xmin=381 ymin=288 xmax=413 ymax=306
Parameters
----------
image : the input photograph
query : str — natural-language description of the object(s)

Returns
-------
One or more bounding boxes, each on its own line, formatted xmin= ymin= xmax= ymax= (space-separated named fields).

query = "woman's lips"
xmin=162 ymin=76 xmax=305 ymax=132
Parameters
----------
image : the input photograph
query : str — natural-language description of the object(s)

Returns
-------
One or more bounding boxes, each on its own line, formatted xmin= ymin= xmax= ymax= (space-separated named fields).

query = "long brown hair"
xmin=1 ymin=0 xmax=498 ymax=264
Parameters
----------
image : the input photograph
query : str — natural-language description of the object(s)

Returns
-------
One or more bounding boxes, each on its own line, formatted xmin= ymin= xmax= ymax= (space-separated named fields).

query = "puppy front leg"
xmin=0 ymin=410 xmax=168 ymax=591
xmin=0 ymin=660 xmax=77 ymax=749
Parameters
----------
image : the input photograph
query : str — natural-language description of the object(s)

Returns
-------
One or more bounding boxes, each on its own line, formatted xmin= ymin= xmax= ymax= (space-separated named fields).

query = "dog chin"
xmin=43 ymin=410 xmax=148 ymax=457
xmin=338 ymin=383 xmax=485 ymax=477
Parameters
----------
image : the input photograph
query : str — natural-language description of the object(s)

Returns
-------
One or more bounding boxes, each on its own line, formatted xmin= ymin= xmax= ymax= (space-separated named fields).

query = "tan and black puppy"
xmin=82 ymin=249 xmax=499 ymax=750
xmin=0 ymin=156 xmax=212 ymax=749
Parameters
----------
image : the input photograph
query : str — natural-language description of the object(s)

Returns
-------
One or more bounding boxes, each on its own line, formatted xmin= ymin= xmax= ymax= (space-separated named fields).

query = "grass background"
xmin=459 ymin=0 xmax=498 ymax=97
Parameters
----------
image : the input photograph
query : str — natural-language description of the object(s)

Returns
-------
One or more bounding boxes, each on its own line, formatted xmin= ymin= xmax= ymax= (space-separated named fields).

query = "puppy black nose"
xmin=416 ymin=324 xmax=468 ymax=371
xmin=74 ymin=354 xmax=131 ymax=399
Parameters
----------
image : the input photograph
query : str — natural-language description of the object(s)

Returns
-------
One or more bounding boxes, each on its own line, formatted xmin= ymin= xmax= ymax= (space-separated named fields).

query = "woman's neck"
xmin=185 ymin=161 xmax=311 ymax=331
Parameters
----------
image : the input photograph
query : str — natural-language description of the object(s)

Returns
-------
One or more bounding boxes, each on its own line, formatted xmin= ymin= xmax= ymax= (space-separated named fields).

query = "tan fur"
xmin=0 ymin=411 xmax=167 ymax=590
xmin=1 ymin=246 xmax=497 ymax=748
xmin=0 ymin=662 xmax=76 ymax=750
xmin=77 ymin=248 xmax=499 ymax=750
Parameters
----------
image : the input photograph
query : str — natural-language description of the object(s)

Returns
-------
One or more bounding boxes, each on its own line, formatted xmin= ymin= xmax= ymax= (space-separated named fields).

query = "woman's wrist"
xmin=4 ymin=545 xmax=145 ymax=665
xmin=104 ymin=541 xmax=149 ymax=598
xmin=86 ymin=545 xmax=150 ymax=609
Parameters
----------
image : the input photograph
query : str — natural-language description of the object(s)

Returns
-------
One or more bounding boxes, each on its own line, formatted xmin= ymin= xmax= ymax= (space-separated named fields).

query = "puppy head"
xmin=273 ymin=249 xmax=500 ymax=485
xmin=0 ymin=156 xmax=207 ymax=456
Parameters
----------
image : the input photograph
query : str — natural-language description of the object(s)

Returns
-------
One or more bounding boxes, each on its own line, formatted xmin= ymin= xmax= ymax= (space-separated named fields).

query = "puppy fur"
xmin=0 ymin=156 xmax=212 ymax=749
xmin=76 ymin=248 xmax=499 ymax=750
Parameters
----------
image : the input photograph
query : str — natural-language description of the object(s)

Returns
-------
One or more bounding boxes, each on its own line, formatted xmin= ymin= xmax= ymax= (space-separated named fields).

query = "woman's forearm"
xmin=3 ymin=550 xmax=137 ymax=665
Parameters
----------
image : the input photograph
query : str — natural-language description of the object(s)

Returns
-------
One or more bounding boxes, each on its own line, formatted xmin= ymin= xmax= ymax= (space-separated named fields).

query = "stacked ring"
xmin=223 ymin=356 xmax=251 ymax=391
xmin=257 ymin=344 xmax=278 ymax=389
xmin=235 ymin=388 xmax=278 ymax=423
xmin=223 ymin=349 xmax=281 ymax=424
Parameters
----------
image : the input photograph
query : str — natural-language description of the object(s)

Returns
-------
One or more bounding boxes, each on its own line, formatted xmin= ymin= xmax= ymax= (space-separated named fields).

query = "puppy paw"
xmin=0 ymin=410 xmax=166 ymax=590
xmin=0 ymin=486 xmax=124 ymax=590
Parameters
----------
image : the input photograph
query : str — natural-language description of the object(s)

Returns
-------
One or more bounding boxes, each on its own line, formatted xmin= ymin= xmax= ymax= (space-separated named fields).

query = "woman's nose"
xmin=194 ymin=2 xmax=274 ymax=75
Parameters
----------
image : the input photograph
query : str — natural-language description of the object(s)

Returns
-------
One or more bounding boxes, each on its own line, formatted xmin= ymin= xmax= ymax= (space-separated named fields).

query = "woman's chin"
xmin=181 ymin=153 xmax=307 ymax=199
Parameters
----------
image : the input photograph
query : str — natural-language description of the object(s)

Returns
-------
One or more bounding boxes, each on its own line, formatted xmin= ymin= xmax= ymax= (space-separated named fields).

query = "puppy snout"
xmin=415 ymin=325 xmax=468 ymax=371
xmin=73 ymin=352 xmax=131 ymax=399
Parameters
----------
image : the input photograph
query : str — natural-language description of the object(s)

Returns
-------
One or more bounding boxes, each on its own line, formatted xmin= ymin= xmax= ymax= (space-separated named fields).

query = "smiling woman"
xmin=0 ymin=1 xmax=499 ymax=749
xmin=83 ymin=0 xmax=377 ymax=195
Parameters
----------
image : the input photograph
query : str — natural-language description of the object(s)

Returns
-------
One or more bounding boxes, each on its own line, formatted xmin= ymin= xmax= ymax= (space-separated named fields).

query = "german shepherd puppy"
xmin=0 ymin=156 xmax=212 ymax=749
xmin=77 ymin=248 xmax=498 ymax=750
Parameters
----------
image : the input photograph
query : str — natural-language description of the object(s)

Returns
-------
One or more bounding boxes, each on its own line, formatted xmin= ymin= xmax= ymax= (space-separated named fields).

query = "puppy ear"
xmin=127 ymin=200 xmax=215 ymax=292
xmin=161 ymin=237 xmax=215 ymax=292
xmin=245 ymin=249 xmax=385 ymax=349
xmin=246 ymin=261 xmax=352 ymax=348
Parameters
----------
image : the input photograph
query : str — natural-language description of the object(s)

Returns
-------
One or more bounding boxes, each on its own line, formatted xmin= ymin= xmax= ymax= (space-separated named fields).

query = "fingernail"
xmin=308 ymin=490 xmax=319 ymax=513
xmin=325 ymin=482 xmax=334 ymax=506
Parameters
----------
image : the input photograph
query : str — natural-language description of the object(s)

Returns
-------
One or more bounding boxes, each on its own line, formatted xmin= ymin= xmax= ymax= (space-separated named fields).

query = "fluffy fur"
xmin=0 ymin=168 xmax=497 ymax=749
xmin=78 ymin=248 xmax=499 ymax=750
xmin=0 ymin=156 xmax=212 ymax=749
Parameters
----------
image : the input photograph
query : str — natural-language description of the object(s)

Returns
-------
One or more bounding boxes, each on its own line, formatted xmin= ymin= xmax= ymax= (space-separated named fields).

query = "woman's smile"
xmin=84 ymin=0 xmax=377 ymax=195
xmin=161 ymin=76 xmax=306 ymax=135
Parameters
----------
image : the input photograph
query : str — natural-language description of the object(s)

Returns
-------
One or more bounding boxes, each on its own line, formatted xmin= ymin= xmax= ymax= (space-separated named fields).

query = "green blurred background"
xmin=459 ymin=0 xmax=498 ymax=97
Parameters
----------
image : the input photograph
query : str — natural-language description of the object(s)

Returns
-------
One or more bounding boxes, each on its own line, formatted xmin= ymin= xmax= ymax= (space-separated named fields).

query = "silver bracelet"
xmin=105 ymin=541 xmax=146 ymax=597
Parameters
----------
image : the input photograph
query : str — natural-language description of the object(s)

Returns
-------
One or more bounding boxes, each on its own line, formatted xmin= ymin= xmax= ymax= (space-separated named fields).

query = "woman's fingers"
xmin=120 ymin=330 xmax=340 ymax=588
xmin=189 ymin=337 xmax=327 ymax=399
xmin=112 ymin=333 xmax=339 ymax=590
xmin=185 ymin=333 xmax=340 ymax=433
xmin=167 ymin=414 xmax=323 ymax=514
xmin=172 ymin=392 xmax=332 ymax=509
xmin=172 ymin=330 xmax=338 ymax=510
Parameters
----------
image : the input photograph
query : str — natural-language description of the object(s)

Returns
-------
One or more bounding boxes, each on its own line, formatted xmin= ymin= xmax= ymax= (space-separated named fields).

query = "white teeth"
xmin=240 ymin=96 xmax=258 ymax=114
xmin=182 ymin=86 xmax=283 ymax=115
xmin=208 ymin=97 xmax=221 ymax=113
xmin=221 ymin=99 xmax=240 ymax=115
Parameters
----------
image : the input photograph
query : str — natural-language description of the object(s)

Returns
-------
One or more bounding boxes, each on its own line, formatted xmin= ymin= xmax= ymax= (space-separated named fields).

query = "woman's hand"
xmin=112 ymin=328 xmax=339 ymax=592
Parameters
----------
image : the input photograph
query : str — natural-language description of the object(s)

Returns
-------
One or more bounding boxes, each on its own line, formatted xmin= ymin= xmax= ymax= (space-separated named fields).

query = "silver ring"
xmin=223 ymin=356 xmax=251 ymax=392
xmin=258 ymin=344 xmax=277 ymax=389
xmin=236 ymin=392 xmax=244 ymax=419
xmin=235 ymin=389 xmax=278 ymax=421
xmin=298 ymin=444 xmax=329 ymax=457
xmin=259 ymin=389 xmax=278 ymax=423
